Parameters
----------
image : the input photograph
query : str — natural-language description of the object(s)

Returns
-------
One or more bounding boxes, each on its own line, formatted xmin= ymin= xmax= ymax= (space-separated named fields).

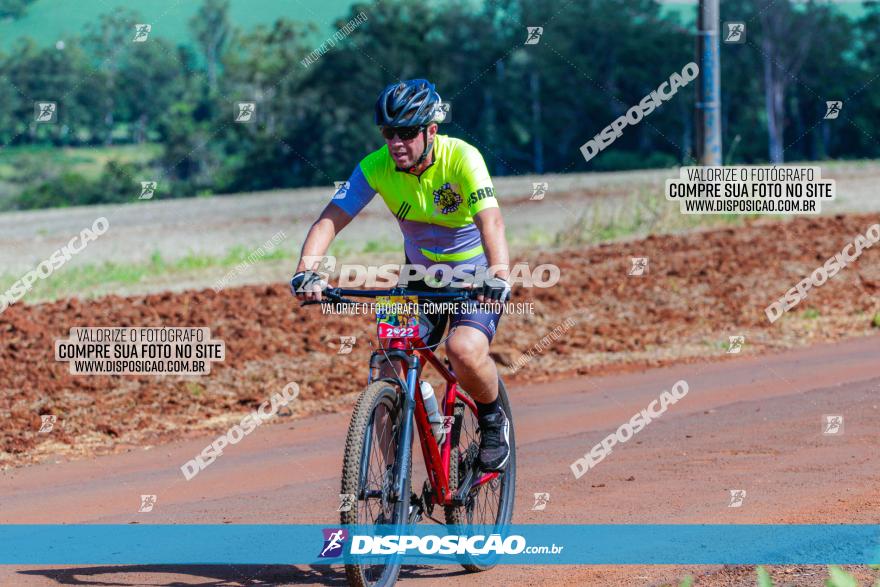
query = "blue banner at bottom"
xmin=1 ymin=524 xmax=879 ymax=565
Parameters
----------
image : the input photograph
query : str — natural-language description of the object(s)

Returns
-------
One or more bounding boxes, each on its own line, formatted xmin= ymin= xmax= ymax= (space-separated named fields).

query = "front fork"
xmin=394 ymin=355 xmax=420 ymax=505
xmin=368 ymin=349 xmax=420 ymax=508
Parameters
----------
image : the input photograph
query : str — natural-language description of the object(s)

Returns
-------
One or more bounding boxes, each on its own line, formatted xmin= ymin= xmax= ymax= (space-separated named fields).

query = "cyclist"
xmin=291 ymin=79 xmax=512 ymax=471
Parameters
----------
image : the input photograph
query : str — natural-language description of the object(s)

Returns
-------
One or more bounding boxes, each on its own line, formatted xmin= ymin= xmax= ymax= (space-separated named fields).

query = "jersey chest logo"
xmin=432 ymin=182 xmax=463 ymax=214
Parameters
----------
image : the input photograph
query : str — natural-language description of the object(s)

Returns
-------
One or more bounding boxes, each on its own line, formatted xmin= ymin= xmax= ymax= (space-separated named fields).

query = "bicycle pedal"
xmin=453 ymin=466 xmax=476 ymax=503
xmin=408 ymin=501 xmax=423 ymax=523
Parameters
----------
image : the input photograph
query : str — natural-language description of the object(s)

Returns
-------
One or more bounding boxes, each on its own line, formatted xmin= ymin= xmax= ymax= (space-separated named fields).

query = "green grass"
xmin=0 ymin=236 xmax=404 ymax=302
xmin=803 ymin=308 xmax=821 ymax=320
xmin=552 ymin=188 xmax=749 ymax=248
xmin=872 ymin=312 xmax=880 ymax=328
xmin=362 ymin=238 xmax=399 ymax=253
xmin=819 ymin=157 xmax=880 ymax=170
xmin=0 ymin=244 xmax=296 ymax=302
xmin=327 ymin=240 xmax=353 ymax=258
xmin=186 ymin=381 xmax=205 ymax=397
xmin=719 ymin=338 xmax=742 ymax=353
xmin=0 ymin=143 xmax=160 ymax=182
xmin=661 ymin=576 xmax=694 ymax=587
xmin=508 ymin=228 xmax=556 ymax=250
xmin=826 ymin=566 xmax=860 ymax=587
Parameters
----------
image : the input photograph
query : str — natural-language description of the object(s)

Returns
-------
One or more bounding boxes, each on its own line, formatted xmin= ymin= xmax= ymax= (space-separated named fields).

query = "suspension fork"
xmin=393 ymin=353 xmax=420 ymax=504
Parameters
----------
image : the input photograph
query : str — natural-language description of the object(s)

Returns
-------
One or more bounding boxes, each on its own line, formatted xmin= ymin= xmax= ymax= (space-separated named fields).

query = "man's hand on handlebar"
xmin=290 ymin=271 xmax=328 ymax=302
xmin=477 ymin=276 xmax=511 ymax=303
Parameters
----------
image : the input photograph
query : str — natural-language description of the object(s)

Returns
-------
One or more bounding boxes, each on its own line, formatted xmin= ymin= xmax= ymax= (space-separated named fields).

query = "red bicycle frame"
xmin=306 ymin=285 xmax=498 ymax=512
xmin=379 ymin=335 xmax=499 ymax=508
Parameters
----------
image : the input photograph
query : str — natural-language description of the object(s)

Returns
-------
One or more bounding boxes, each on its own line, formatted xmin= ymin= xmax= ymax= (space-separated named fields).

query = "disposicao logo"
xmin=319 ymin=528 xmax=348 ymax=558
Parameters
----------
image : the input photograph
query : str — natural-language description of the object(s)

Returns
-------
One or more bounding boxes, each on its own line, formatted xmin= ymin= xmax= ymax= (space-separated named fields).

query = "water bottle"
xmin=420 ymin=381 xmax=445 ymax=444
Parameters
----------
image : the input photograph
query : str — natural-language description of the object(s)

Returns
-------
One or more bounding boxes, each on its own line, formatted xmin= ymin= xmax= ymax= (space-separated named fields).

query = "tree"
xmin=0 ymin=38 xmax=96 ymax=145
xmin=84 ymin=9 xmax=143 ymax=145
xmin=0 ymin=0 xmax=37 ymax=19
xmin=795 ymin=7 xmax=861 ymax=160
xmin=854 ymin=1 xmax=880 ymax=160
xmin=219 ymin=18 xmax=316 ymax=191
xmin=755 ymin=0 xmax=822 ymax=163
xmin=118 ymin=38 xmax=186 ymax=143
xmin=190 ymin=0 xmax=231 ymax=95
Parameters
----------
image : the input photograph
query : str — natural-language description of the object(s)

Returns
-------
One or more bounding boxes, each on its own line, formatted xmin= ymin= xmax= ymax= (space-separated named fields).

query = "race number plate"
xmin=376 ymin=295 xmax=419 ymax=338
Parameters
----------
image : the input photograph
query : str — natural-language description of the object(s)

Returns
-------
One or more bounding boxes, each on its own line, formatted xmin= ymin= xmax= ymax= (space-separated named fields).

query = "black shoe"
xmin=477 ymin=409 xmax=510 ymax=472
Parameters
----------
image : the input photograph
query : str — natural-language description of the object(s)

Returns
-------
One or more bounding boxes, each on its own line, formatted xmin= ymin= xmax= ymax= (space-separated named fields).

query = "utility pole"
xmin=696 ymin=0 xmax=722 ymax=165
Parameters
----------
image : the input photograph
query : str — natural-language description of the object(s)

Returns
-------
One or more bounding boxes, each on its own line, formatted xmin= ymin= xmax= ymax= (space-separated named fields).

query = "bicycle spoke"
xmin=362 ymin=401 xmax=396 ymax=526
xmin=455 ymin=395 xmax=504 ymax=530
xmin=343 ymin=379 xmax=416 ymax=585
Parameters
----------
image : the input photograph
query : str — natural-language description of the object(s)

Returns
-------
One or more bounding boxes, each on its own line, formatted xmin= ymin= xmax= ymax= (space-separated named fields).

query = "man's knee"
xmin=446 ymin=329 xmax=489 ymax=368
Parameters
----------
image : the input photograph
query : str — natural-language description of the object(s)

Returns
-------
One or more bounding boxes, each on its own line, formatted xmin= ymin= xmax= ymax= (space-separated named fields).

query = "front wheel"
xmin=341 ymin=379 xmax=411 ymax=587
xmin=444 ymin=377 xmax=516 ymax=571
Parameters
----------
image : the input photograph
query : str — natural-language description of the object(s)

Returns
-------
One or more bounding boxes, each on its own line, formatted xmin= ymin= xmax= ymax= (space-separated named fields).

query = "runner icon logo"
xmin=35 ymin=102 xmax=57 ymax=123
xmin=337 ymin=494 xmax=356 ymax=512
xmin=316 ymin=256 xmax=335 ymax=275
xmin=824 ymin=101 xmax=843 ymax=120
xmin=133 ymin=24 xmax=151 ymax=42
xmin=727 ymin=335 xmax=744 ymax=354
xmin=435 ymin=102 xmax=452 ymax=123
xmin=319 ymin=528 xmax=348 ymax=558
xmin=525 ymin=27 xmax=543 ymax=45
xmin=531 ymin=182 xmax=548 ymax=201
xmin=338 ymin=336 xmax=356 ymax=354
xmin=822 ymin=414 xmax=844 ymax=435
xmin=333 ymin=181 xmax=350 ymax=200
xmin=38 ymin=415 xmax=56 ymax=433
xmin=532 ymin=492 xmax=550 ymax=511
xmin=235 ymin=102 xmax=256 ymax=123
xmin=728 ymin=489 xmax=746 ymax=508
xmin=724 ymin=22 xmax=745 ymax=43
xmin=139 ymin=494 xmax=157 ymax=513
xmin=629 ymin=257 xmax=649 ymax=276
xmin=140 ymin=181 xmax=157 ymax=200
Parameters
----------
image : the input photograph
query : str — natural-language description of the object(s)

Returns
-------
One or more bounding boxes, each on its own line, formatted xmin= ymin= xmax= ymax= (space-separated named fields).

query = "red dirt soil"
xmin=1 ymin=213 xmax=878 ymax=467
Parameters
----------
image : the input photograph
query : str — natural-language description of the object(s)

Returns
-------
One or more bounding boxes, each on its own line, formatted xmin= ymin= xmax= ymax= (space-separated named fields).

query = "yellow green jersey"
xmin=331 ymin=134 xmax=498 ymax=267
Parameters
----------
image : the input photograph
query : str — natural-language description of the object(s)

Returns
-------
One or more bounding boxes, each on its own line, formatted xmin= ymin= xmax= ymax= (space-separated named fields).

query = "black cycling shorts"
xmin=404 ymin=277 xmax=504 ymax=351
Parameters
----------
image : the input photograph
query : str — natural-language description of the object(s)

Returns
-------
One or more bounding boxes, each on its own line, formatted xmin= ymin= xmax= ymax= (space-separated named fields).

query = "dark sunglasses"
xmin=380 ymin=126 xmax=424 ymax=141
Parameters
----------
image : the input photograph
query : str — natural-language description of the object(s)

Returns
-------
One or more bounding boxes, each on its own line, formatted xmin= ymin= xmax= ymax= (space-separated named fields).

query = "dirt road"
xmin=2 ymin=334 xmax=878 ymax=586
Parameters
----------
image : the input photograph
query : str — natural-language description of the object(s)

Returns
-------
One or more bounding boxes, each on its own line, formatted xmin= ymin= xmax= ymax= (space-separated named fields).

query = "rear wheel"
xmin=444 ymin=377 xmax=516 ymax=571
xmin=341 ymin=379 xmax=411 ymax=587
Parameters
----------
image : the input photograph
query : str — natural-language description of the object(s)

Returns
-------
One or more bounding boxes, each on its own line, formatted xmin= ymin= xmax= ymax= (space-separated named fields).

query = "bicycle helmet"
xmin=375 ymin=79 xmax=446 ymax=172
xmin=374 ymin=79 xmax=445 ymax=127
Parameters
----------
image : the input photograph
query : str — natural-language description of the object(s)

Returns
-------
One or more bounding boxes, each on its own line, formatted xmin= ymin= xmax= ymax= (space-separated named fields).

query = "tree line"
xmin=0 ymin=0 xmax=878 ymax=210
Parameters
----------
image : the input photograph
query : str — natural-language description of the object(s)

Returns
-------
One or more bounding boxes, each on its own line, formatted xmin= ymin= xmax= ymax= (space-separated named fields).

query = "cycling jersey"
xmin=331 ymin=134 xmax=498 ymax=268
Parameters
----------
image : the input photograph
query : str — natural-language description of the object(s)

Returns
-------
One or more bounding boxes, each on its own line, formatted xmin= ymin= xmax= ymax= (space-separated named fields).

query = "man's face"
xmin=383 ymin=123 xmax=437 ymax=169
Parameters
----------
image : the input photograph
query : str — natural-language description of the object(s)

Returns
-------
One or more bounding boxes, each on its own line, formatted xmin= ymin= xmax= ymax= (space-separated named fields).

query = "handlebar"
xmin=300 ymin=286 xmax=480 ymax=307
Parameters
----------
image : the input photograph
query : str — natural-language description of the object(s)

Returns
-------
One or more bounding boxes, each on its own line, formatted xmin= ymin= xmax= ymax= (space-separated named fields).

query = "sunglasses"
xmin=380 ymin=126 xmax=424 ymax=141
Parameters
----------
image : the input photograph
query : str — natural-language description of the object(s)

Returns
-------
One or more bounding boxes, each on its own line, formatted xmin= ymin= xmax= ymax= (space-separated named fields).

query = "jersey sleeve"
xmin=329 ymin=163 xmax=376 ymax=218
xmin=457 ymin=143 xmax=499 ymax=215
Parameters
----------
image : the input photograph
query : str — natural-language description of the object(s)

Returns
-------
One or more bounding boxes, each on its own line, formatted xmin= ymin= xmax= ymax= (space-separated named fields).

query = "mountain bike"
xmin=303 ymin=286 xmax=516 ymax=587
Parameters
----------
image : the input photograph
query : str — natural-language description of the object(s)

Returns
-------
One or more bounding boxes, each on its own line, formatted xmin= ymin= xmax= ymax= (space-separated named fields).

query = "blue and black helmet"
xmin=374 ymin=79 xmax=445 ymax=127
